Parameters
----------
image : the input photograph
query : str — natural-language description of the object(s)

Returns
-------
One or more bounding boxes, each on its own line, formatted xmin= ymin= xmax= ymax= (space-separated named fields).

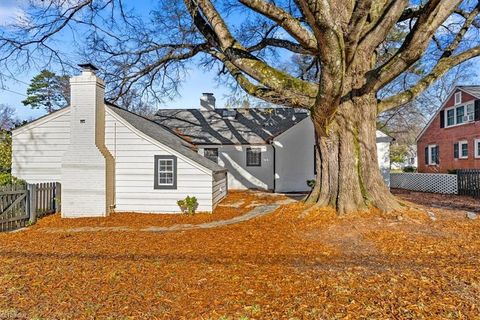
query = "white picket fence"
xmin=390 ymin=173 xmax=458 ymax=194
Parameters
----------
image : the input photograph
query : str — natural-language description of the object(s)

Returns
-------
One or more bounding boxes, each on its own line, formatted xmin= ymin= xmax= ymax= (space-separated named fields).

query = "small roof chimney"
xmin=200 ymin=93 xmax=216 ymax=111
xmin=78 ymin=63 xmax=99 ymax=74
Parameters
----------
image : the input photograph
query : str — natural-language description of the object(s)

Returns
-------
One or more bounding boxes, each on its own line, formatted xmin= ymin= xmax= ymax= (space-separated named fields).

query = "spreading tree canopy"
xmin=1 ymin=0 xmax=479 ymax=214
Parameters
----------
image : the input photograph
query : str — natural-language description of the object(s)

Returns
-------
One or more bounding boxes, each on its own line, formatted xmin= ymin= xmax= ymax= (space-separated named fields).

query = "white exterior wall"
xmin=12 ymin=109 xmax=71 ymax=183
xmin=105 ymin=110 xmax=214 ymax=213
xmin=198 ymin=145 xmax=274 ymax=190
xmin=12 ymin=107 xmax=217 ymax=214
xmin=273 ymin=118 xmax=315 ymax=192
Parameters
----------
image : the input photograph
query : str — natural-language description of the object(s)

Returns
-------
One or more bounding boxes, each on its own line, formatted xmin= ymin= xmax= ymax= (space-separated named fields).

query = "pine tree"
xmin=22 ymin=70 xmax=70 ymax=113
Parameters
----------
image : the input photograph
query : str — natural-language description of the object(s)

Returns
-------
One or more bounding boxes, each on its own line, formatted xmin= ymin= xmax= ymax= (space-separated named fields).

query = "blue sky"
xmin=0 ymin=0 xmax=479 ymax=121
xmin=0 ymin=0 xmax=232 ymax=121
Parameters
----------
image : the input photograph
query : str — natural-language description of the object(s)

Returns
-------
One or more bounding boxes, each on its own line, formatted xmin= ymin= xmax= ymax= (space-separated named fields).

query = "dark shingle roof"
xmin=153 ymin=108 xmax=309 ymax=145
xmin=106 ymin=103 xmax=226 ymax=173
xmin=459 ymin=85 xmax=480 ymax=98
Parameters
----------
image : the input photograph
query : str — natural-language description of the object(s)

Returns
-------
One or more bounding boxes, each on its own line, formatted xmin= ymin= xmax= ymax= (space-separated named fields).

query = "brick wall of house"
xmin=417 ymin=89 xmax=480 ymax=173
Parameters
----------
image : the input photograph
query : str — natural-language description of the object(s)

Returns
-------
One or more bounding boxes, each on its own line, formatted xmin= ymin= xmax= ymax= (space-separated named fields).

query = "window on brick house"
xmin=459 ymin=141 xmax=468 ymax=159
xmin=475 ymin=139 xmax=480 ymax=159
xmin=426 ymin=145 xmax=439 ymax=165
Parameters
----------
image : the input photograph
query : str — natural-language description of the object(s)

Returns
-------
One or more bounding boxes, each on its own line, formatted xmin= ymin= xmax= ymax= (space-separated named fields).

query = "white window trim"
xmin=454 ymin=91 xmax=462 ymax=105
xmin=444 ymin=100 xmax=475 ymax=128
xmin=428 ymin=144 xmax=438 ymax=165
xmin=475 ymin=139 xmax=480 ymax=159
xmin=459 ymin=140 xmax=468 ymax=159
xmin=158 ymin=159 xmax=175 ymax=186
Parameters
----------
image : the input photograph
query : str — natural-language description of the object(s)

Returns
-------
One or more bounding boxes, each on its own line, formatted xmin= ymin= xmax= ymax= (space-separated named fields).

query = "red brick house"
xmin=417 ymin=86 xmax=480 ymax=173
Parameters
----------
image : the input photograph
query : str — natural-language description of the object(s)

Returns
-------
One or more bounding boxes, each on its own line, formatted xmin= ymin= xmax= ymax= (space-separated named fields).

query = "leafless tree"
xmin=0 ymin=104 xmax=17 ymax=131
xmin=1 ymin=0 xmax=479 ymax=214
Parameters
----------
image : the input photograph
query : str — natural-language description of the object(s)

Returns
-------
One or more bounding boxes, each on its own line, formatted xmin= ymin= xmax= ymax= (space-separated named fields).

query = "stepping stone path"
xmin=40 ymin=201 xmax=290 ymax=234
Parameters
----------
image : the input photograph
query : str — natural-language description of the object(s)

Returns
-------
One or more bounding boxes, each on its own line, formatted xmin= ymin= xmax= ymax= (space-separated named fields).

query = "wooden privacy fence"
xmin=457 ymin=169 xmax=480 ymax=199
xmin=0 ymin=182 xmax=60 ymax=232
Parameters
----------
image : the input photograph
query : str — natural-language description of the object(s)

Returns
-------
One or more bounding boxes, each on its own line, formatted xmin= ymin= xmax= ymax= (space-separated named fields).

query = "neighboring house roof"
xmin=153 ymin=108 xmax=309 ymax=145
xmin=416 ymin=85 xmax=480 ymax=141
xmin=106 ymin=103 xmax=226 ymax=173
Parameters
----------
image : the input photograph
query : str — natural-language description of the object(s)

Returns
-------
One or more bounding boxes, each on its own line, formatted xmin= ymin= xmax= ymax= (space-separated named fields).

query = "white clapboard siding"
xmin=12 ymin=106 xmax=217 ymax=213
xmin=105 ymin=110 xmax=214 ymax=213
xmin=12 ymin=109 xmax=71 ymax=183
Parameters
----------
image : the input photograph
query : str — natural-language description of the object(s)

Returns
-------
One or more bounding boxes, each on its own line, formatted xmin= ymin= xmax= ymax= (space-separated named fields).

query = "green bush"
xmin=447 ymin=169 xmax=458 ymax=174
xmin=0 ymin=173 xmax=26 ymax=186
xmin=402 ymin=166 xmax=416 ymax=173
xmin=177 ymin=196 xmax=199 ymax=215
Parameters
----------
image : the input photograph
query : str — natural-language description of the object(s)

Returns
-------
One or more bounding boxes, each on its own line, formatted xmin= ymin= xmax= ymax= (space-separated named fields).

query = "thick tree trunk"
xmin=306 ymin=93 xmax=402 ymax=215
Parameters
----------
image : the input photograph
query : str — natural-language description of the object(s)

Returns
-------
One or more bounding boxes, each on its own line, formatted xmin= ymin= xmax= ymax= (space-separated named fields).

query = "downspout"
xmin=271 ymin=141 xmax=276 ymax=193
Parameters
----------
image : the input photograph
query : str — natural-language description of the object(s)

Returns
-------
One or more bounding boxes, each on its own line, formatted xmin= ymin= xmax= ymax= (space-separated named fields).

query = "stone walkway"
xmin=40 ymin=203 xmax=284 ymax=234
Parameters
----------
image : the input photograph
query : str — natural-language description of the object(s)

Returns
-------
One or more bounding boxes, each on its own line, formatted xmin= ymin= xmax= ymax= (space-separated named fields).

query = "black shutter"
xmin=436 ymin=146 xmax=440 ymax=164
xmin=425 ymin=146 xmax=429 ymax=165
xmin=475 ymin=99 xmax=480 ymax=121
xmin=454 ymin=143 xmax=459 ymax=159
xmin=440 ymin=110 xmax=445 ymax=128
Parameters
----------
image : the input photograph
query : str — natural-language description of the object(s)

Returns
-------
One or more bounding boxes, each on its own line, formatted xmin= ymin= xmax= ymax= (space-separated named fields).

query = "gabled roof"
xmin=153 ymin=108 xmax=309 ymax=145
xmin=458 ymin=85 xmax=480 ymax=98
xmin=416 ymin=85 xmax=480 ymax=142
xmin=106 ymin=103 xmax=226 ymax=173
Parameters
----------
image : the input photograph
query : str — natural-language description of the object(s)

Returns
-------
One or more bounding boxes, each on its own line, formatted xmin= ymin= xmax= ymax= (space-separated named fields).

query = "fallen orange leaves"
xmin=0 ymin=190 xmax=478 ymax=319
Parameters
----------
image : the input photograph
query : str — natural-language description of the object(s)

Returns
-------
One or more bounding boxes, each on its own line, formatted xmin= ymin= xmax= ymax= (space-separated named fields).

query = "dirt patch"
xmin=392 ymin=188 xmax=480 ymax=212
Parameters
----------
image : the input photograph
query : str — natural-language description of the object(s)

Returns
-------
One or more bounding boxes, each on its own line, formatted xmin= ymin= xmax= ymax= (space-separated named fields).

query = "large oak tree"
xmin=1 ymin=0 xmax=479 ymax=214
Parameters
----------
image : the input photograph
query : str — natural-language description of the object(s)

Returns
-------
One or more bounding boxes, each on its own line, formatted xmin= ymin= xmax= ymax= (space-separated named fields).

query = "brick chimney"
xmin=200 ymin=93 xmax=215 ymax=111
xmin=61 ymin=63 xmax=115 ymax=217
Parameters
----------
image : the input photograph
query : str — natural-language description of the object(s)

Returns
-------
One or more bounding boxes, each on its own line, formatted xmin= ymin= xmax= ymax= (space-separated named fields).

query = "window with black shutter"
xmin=426 ymin=145 xmax=439 ymax=165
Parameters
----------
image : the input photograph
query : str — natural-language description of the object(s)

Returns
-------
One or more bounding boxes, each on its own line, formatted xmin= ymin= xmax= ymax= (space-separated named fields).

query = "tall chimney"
xmin=200 ymin=93 xmax=215 ymax=111
xmin=61 ymin=63 xmax=115 ymax=217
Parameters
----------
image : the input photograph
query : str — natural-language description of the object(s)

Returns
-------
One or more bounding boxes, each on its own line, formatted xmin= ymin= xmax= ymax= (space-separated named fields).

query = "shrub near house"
xmin=417 ymin=86 xmax=480 ymax=173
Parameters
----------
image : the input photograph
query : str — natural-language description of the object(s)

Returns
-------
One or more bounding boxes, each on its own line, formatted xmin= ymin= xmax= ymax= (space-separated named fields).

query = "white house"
xmin=12 ymin=64 xmax=227 ymax=217
xmin=154 ymin=94 xmax=393 ymax=192
xmin=12 ymin=64 xmax=392 ymax=217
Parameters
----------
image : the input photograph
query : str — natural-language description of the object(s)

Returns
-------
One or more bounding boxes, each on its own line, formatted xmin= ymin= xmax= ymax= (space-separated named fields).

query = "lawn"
xmin=0 ymin=190 xmax=479 ymax=319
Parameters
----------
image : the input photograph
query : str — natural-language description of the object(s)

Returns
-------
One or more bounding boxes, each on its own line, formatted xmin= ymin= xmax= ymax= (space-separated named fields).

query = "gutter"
xmin=270 ymin=141 xmax=276 ymax=192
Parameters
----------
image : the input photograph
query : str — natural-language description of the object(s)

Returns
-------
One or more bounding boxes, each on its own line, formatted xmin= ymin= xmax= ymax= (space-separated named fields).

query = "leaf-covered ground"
xmin=0 ymin=190 xmax=479 ymax=319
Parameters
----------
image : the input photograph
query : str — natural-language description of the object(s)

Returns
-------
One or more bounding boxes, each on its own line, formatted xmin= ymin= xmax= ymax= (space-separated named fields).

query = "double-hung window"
xmin=426 ymin=145 xmax=439 ymax=165
xmin=475 ymin=139 xmax=480 ymax=159
xmin=154 ymin=155 xmax=177 ymax=189
xmin=459 ymin=141 xmax=468 ymax=159
xmin=246 ymin=147 xmax=261 ymax=166
xmin=456 ymin=106 xmax=465 ymax=125
xmin=204 ymin=148 xmax=219 ymax=163
xmin=447 ymin=109 xmax=455 ymax=126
